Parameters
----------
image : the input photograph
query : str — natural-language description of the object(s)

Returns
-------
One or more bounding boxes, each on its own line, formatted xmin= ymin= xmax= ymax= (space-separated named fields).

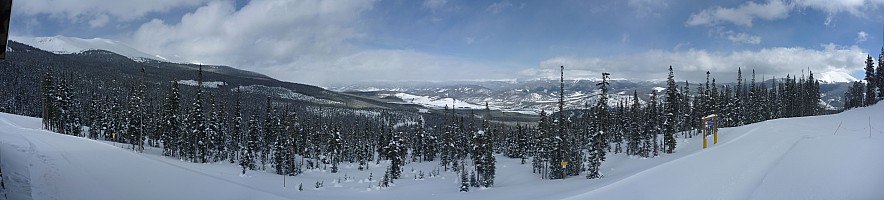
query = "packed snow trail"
xmin=565 ymin=103 xmax=884 ymax=200
xmin=0 ymin=114 xmax=290 ymax=200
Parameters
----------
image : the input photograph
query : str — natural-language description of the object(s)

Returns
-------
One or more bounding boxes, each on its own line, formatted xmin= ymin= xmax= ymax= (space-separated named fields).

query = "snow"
xmin=393 ymin=93 xmax=485 ymax=109
xmin=177 ymin=80 xmax=227 ymax=88
xmin=2 ymin=103 xmax=884 ymax=199
xmin=817 ymin=70 xmax=858 ymax=83
xmin=652 ymin=86 xmax=666 ymax=92
xmin=12 ymin=35 xmax=172 ymax=63
xmin=235 ymin=85 xmax=342 ymax=105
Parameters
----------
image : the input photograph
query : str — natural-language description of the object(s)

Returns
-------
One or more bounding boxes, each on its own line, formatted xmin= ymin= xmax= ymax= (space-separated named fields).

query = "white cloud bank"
xmin=13 ymin=0 xmax=209 ymax=28
xmin=530 ymin=44 xmax=866 ymax=83
xmin=129 ymin=0 xmax=513 ymax=86
xmin=686 ymin=0 xmax=884 ymax=44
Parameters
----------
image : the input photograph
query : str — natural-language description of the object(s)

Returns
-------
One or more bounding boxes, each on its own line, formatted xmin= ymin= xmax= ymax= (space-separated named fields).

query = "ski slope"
xmin=1 ymin=103 xmax=883 ymax=200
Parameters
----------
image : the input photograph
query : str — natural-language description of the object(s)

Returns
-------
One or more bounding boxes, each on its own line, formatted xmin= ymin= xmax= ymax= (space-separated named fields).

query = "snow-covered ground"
xmin=11 ymin=35 xmax=186 ymax=63
xmin=1 ymin=103 xmax=883 ymax=200
xmin=392 ymin=93 xmax=486 ymax=109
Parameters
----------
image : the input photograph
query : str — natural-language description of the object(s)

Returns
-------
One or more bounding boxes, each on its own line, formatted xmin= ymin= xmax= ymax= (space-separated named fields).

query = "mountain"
xmin=817 ymin=70 xmax=859 ymax=83
xmin=331 ymin=78 xmax=851 ymax=115
xmin=0 ymin=40 xmax=418 ymax=115
xmin=11 ymin=35 xmax=188 ymax=63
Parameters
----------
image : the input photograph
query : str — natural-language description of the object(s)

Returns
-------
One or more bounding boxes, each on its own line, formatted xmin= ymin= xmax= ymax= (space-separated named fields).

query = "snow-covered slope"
xmin=10 ymin=35 xmax=184 ymax=63
xmin=817 ymin=70 xmax=859 ymax=83
xmin=1 ymin=103 xmax=883 ymax=199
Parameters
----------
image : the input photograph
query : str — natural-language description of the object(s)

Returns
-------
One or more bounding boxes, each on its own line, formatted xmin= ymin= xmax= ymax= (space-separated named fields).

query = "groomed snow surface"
xmin=2 ymin=103 xmax=884 ymax=200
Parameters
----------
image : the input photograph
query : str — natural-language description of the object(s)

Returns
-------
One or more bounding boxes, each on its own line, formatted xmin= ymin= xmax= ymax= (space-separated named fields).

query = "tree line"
xmin=12 ymin=56 xmax=845 ymax=192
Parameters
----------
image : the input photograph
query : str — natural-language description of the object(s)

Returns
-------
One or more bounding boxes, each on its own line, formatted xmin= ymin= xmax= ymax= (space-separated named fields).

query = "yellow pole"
xmin=713 ymin=117 xmax=718 ymax=144
xmin=702 ymin=119 xmax=707 ymax=149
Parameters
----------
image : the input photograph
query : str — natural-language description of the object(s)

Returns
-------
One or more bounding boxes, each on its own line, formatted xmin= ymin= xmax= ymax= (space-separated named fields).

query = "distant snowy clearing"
xmin=2 ymin=103 xmax=883 ymax=199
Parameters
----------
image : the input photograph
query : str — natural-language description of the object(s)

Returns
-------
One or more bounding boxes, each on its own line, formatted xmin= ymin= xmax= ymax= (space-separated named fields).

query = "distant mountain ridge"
xmin=332 ymin=78 xmax=851 ymax=115
xmin=12 ymin=35 xmax=189 ymax=63
xmin=1 ymin=40 xmax=417 ymax=113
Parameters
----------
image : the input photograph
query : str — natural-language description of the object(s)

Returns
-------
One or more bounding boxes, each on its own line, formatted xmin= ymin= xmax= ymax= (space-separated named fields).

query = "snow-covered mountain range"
xmin=10 ymin=35 xmax=189 ymax=63
xmin=331 ymin=79 xmax=850 ymax=115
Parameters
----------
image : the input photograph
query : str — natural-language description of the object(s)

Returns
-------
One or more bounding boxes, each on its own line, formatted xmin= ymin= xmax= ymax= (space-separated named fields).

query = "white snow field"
xmin=2 ymin=103 xmax=884 ymax=200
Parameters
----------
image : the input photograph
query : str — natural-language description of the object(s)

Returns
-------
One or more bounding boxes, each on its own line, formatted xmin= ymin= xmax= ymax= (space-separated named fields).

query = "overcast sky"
xmin=10 ymin=0 xmax=884 ymax=86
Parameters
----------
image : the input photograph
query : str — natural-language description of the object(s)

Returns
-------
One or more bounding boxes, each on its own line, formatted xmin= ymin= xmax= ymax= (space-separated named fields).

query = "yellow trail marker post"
xmin=701 ymin=114 xmax=719 ymax=149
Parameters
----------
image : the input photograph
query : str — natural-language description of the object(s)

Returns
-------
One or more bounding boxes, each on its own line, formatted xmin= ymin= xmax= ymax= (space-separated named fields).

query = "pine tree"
xmin=648 ymin=91 xmax=660 ymax=157
xmin=627 ymin=90 xmax=641 ymax=156
xmin=126 ymin=83 xmax=144 ymax=151
xmin=160 ymin=81 xmax=181 ymax=157
xmin=459 ymin=163 xmax=470 ymax=192
xmin=533 ymin=110 xmax=550 ymax=178
xmin=865 ymin=55 xmax=877 ymax=105
xmin=735 ymin=68 xmax=745 ymax=126
xmin=261 ymin=96 xmax=277 ymax=170
xmin=877 ymin=47 xmax=884 ymax=100
xmin=586 ymin=72 xmax=610 ymax=179
xmin=189 ymin=66 xmax=208 ymax=163
xmin=473 ymin=121 xmax=495 ymax=187
xmin=229 ymin=87 xmax=243 ymax=163
xmin=663 ymin=66 xmax=678 ymax=154
xmin=40 ymin=71 xmax=57 ymax=132
xmin=240 ymin=114 xmax=259 ymax=173
xmin=440 ymin=105 xmax=455 ymax=171
xmin=387 ymin=131 xmax=406 ymax=179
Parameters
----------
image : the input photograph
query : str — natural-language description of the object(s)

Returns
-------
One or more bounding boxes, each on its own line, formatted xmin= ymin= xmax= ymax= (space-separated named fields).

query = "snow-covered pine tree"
xmin=88 ymin=94 xmax=102 ymax=139
xmin=240 ymin=114 xmax=259 ymax=173
xmin=648 ymin=90 xmax=660 ymax=157
xmin=388 ymin=131 xmax=406 ymax=179
xmin=229 ymin=87 xmax=243 ymax=164
xmin=516 ymin=124 xmax=528 ymax=164
xmin=663 ymin=66 xmax=678 ymax=154
xmin=160 ymin=81 xmax=181 ymax=157
xmin=459 ymin=163 xmax=469 ymax=192
xmin=440 ymin=105 xmax=455 ymax=171
xmin=207 ymin=95 xmax=221 ymax=162
xmin=865 ymin=55 xmax=877 ymax=105
xmin=189 ymin=66 xmax=208 ymax=163
xmin=877 ymin=48 xmax=884 ymax=100
xmin=59 ymin=75 xmax=81 ymax=137
xmin=261 ymin=96 xmax=278 ymax=170
xmin=533 ymin=110 xmax=549 ymax=178
xmin=125 ymin=72 xmax=145 ymax=152
xmin=735 ymin=68 xmax=745 ymax=126
xmin=627 ymin=90 xmax=641 ymax=156
xmin=586 ymin=72 xmax=610 ymax=179
xmin=282 ymin=107 xmax=300 ymax=175
xmin=328 ymin=126 xmax=343 ymax=173
xmin=473 ymin=121 xmax=494 ymax=187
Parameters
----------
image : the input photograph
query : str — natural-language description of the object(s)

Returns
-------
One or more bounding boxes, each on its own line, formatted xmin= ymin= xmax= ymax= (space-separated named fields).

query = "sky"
xmin=9 ymin=0 xmax=884 ymax=86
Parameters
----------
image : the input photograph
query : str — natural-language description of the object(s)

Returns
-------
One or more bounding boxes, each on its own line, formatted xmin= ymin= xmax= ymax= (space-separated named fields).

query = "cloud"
xmin=856 ymin=31 xmax=868 ymax=43
xmin=627 ymin=0 xmax=668 ymax=18
xmin=298 ymin=49 xmax=510 ymax=84
xmin=423 ymin=0 xmax=448 ymax=12
xmin=13 ymin=0 xmax=208 ymax=28
xmin=465 ymin=37 xmax=476 ymax=45
xmin=793 ymin=0 xmax=881 ymax=25
xmin=532 ymin=44 xmax=867 ymax=83
xmin=688 ymin=0 xmax=884 ymax=27
xmin=486 ymin=1 xmax=514 ymax=14
xmin=723 ymin=31 xmax=761 ymax=45
xmin=686 ymin=0 xmax=791 ymax=27
xmin=130 ymin=0 xmax=510 ymax=86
